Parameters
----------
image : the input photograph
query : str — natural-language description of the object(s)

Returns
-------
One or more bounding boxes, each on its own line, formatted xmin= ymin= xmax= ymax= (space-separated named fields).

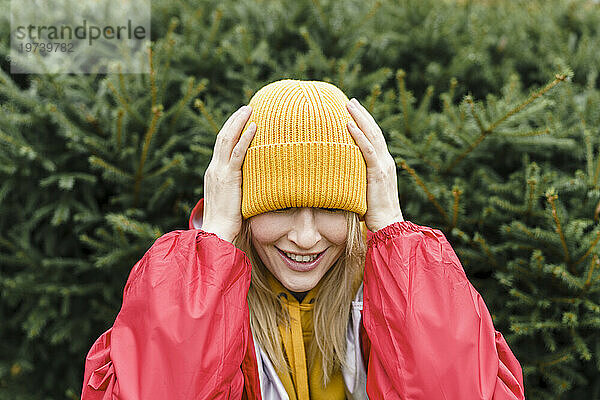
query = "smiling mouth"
xmin=277 ymin=248 xmax=326 ymax=262
xmin=275 ymin=247 xmax=328 ymax=272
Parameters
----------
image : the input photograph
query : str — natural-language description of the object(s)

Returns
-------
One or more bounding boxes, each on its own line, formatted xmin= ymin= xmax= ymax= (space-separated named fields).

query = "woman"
xmin=81 ymin=79 xmax=525 ymax=399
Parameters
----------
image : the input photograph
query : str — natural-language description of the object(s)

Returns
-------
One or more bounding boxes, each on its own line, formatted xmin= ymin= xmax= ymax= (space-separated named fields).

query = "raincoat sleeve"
xmin=361 ymin=220 xmax=525 ymax=400
xmin=80 ymin=228 xmax=252 ymax=399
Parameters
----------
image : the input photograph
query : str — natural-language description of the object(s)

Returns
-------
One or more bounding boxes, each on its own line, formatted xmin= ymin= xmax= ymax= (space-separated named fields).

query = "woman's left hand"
xmin=346 ymin=98 xmax=404 ymax=232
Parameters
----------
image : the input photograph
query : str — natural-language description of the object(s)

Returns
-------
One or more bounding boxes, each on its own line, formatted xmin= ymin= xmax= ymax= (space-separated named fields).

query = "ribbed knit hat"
xmin=240 ymin=79 xmax=367 ymax=219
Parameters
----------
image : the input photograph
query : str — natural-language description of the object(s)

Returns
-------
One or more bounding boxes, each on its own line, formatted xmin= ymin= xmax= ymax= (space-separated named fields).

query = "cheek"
xmin=320 ymin=215 xmax=347 ymax=245
xmin=249 ymin=214 xmax=288 ymax=244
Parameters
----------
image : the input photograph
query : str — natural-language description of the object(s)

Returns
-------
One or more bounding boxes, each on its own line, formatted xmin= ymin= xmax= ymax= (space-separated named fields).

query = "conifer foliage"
xmin=0 ymin=0 xmax=599 ymax=398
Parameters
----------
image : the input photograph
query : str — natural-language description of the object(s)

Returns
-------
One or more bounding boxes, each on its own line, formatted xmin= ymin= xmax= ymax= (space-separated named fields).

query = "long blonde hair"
xmin=233 ymin=210 xmax=367 ymax=387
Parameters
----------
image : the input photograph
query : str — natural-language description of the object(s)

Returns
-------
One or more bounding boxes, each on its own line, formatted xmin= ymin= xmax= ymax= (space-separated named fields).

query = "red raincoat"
xmin=81 ymin=197 xmax=525 ymax=399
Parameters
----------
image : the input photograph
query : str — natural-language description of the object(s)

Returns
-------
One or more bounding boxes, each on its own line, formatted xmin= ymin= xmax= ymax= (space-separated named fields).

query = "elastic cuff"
xmin=197 ymin=229 xmax=217 ymax=239
xmin=196 ymin=229 xmax=232 ymax=244
xmin=367 ymin=220 xmax=424 ymax=247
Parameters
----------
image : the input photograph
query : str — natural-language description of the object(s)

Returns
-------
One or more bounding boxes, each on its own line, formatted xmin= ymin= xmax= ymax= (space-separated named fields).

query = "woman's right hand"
xmin=201 ymin=105 xmax=256 ymax=243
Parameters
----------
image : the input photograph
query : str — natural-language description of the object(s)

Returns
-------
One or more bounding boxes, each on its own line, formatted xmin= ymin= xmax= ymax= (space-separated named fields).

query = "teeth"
xmin=284 ymin=251 xmax=319 ymax=263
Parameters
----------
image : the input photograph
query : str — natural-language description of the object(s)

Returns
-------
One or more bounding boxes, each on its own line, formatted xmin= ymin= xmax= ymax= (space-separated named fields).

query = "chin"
xmin=279 ymin=275 xmax=320 ymax=292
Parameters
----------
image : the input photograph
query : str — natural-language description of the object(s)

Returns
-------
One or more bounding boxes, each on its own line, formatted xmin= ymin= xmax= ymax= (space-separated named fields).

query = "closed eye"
xmin=274 ymin=207 xmax=342 ymax=213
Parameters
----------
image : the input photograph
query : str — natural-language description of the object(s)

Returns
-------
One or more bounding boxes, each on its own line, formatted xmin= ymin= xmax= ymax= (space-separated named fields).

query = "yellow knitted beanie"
xmin=240 ymin=79 xmax=367 ymax=219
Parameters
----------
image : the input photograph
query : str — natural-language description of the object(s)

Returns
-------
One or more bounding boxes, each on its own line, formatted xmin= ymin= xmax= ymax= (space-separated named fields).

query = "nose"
xmin=287 ymin=208 xmax=322 ymax=249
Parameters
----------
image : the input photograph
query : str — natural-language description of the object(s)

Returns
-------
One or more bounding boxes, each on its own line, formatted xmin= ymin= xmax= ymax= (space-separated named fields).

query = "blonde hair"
xmin=233 ymin=210 xmax=367 ymax=387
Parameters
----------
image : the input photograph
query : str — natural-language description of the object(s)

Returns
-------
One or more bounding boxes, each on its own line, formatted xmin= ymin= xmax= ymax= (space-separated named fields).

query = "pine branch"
xmin=491 ymin=196 xmax=530 ymax=214
xmin=310 ymin=0 xmax=328 ymax=26
xmin=451 ymin=185 xmax=463 ymax=230
xmin=346 ymin=37 xmax=368 ymax=63
xmin=415 ymin=85 xmax=434 ymax=125
xmin=88 ymin=156 xmax=132 ymax=182
xmin=501 ymin=127 xmax=550 ymax=137
xmin=190 ymin=144 xmax=214 ymax=157
xmin=167 ymin=78 xmax=207 ymax=134
xmin=442 ymin=96 xmax=489 ymax=174
xmin=512 ymin=320 xmax=567 ymax=335
xmin=116 ymin=65 xmax=133 ymax=111
xmin=354 ymin=0 xmax=382 ymax=32
xmin=79 ymin=234 xmax=110 ymax=252
xmin=584 ymin=128 xmax=595 ymax=187
xmin=541 ymin=329 xmax=558 ymax=352
xmin=444 ymin=73 xmax=569 ymax=174
xmin=116 ymin=109 xmax=124 ymax=152
xmin=508 ymin=287 xmax=537 ymax=305
xmin=337 ymin=60 xmax=348 ymax=91
xmin=398 ymin=159 xmax=448 ymax=223
xmin=581 ymin=254 xmax=599 ymax=293
xmin=131 ymin=47 xmax=165 ymax=206
xmin=149 ymin=47 xmax=158 ymax=112
xmin=133 ymin=104 xmax=163 ymax=207
xmin=488 ymin=73 xmax=568 ymax=133
xmin=194 ymin=99 xmax=219 ymax=134
xmin=468 ymin=95 xmax=487 ymax=133
xmin=200 ymin=8 xmax=223 ymax=60
xmin=582 ymin=298 xmax=600 ymax=314
xmin=421 ymin=132 xmax=442 ymax=170
xmin=105 ymin=214 xmax=161 ymax=238
xmin=45 ymin=104 xmax=105 ymax=160
xmin=530 ymin=249 xmax=546 ymax=272
xmin=299 ymin=26 xmax=325 ymax=66
xmin=570 ymin=327 xmax=592 ymax=361
xmin=389 ymin=133 xmax=442 ymax=171
xmin=537 ymin=346 xmax=575 ymax=369
xmin=574 ymin=231 xmax=600 ymax=266
xmin=396 ymin=69 xmax=411 ymax=136
xmin=0 ymin=129 xmax=38 ymax=163
xmin=441 ymin=77 xmax=460 ymax=127
xmin=543 ymin=263 xmax=583 ymax=291
xmin=473 ymin=232 xmax=499 ymax=268
xmin=106 ymin=81 xmax=145 ymax=126
xmin=594 ymin=139 xmax=600 ymax=189
xmin=546 ymin=190 xmax=572 ymax=268
xmin=549 ymin=297 xmax=581 ymax=305
xmin=148 ymin=177 xmax=175 ymax=210
xmin=367 ymin=84 xmax=382 ymax=114
xmin=157 ymin=18 xmax=180 ymax=103
xmin=525 ymin=178 xmax=537 ymax=215
xmin=145 ymin=154 xmax=184 ymax=180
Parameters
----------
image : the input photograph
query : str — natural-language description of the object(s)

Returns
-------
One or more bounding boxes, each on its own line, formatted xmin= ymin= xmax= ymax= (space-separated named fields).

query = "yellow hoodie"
xmin=267 ymin=274 xmax=346 ymax=400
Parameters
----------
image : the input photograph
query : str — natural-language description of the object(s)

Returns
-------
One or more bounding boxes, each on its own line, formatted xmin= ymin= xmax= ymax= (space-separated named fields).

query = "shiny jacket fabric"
xmin=81 ymin=198 xmax=525 ymax=399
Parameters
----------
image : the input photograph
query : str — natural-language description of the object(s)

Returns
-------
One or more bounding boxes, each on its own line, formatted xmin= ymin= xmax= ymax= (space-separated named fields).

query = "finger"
xmin=219 ymin=106 xmax=247 ymax=140
xmin=230 ymin=105 xmax=252 ymax=140
xmin=214 ymin=106 xmax=251 ymax=163
xmin=212 ymin=108 xmax=244 ymax=163
xmin=224 ymin=106 xmax=252 ymax=160
xmin=347 ymin=120 xmax=380 ymax=170
xmin=346 ymin=99 xmax=387 ymax=152
xmin=229 ymin=122 xmax=257 ymax=170
xmin=351 ymin=98 xmax=379 ymax=131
